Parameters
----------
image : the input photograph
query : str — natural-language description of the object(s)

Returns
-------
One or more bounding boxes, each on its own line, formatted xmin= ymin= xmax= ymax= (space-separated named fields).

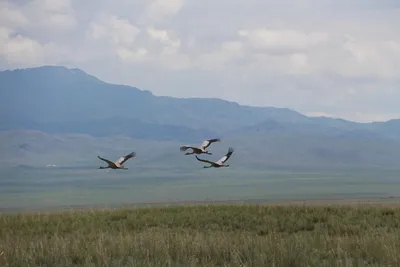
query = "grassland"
xmin=3 ymin=167 xmax=400 ymax=212
xmin=1 ymin=203 xmax=400 ymax=266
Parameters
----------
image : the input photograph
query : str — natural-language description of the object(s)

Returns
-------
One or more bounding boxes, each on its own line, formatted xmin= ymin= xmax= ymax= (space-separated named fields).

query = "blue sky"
xmin=1 ymin=0 xmax=400 ymax=122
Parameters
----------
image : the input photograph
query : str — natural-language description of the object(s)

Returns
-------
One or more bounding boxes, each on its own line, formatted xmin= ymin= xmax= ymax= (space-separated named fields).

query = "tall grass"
xmin=1 ymin=204 xmax=400 ymax=266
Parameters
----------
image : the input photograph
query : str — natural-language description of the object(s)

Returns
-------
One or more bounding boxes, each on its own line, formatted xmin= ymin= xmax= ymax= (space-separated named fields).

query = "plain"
xmin=2 ymin=203 xmax=400 ymax=267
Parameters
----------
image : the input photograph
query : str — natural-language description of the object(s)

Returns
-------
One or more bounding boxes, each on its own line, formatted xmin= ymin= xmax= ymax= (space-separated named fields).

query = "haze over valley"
xmin=2 ymin=66 xmax=400 ymax=169
xmin=1 ymin=66 xmax=400 ymax=211
xmin=1 ymin=0 xmax=400 ymax=211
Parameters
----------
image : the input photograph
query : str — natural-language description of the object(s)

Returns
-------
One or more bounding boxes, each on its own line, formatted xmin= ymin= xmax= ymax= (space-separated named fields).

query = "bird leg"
xmin=201 ymin=149 xmax=212 ymax=155
xmin=99 ymin=166 xmax=108 ymax=169
xmin=203 ymin=165 xmax=212 ymax=168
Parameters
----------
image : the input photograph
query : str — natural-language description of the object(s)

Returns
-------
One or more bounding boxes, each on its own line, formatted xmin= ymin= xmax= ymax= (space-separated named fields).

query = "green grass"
xmin=1 ymin=204 xmax=400 ymax=266
xmin=2 ymin=168 xmax=400 ymax=212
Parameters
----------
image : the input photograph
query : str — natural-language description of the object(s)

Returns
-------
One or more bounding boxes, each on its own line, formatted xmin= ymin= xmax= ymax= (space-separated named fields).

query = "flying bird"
xmin=180 ymin=138 xmax=221 ymax=155
xmin=98 ymin=152 xmax=136 ymax=170
xmin=195 ymin=147 xmax=234 ymax=168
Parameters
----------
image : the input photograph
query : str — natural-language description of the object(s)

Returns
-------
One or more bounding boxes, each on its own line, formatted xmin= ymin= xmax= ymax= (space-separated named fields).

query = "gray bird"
xmin=195 ymin=147 xmax=234 ymax=168
xmin=180 ymin=138 xmax=221 ymax=155
xmin=98 ymin=152 xmax=136 ymax=170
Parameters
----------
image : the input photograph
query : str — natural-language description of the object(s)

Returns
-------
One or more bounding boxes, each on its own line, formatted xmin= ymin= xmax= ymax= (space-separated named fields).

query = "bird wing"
xmin=180 ymin=146 xmax=201 ymax=153
xmin=180 ymin=146 xmax=191 ymax=151
xmin=98 ymin=156 xmax=117 ymax=167
xmin=216 ymin=147 xmax=234 ymax=164
xmin=195 ymin=156 xmax=216 ymax=165
xmin=116 ymin=152 xmax=136 ymax=165
xmin=200 ymin=138 xmax=221 ymax=149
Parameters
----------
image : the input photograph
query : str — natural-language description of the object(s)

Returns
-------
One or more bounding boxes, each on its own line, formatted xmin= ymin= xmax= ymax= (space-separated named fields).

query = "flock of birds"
xmin=97 ymin=138 xmax=234 ymax=170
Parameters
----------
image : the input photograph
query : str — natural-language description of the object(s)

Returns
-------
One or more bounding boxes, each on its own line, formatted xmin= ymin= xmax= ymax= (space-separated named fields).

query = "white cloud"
xmin=23 ymin=0 xmax=77 ymax=31
xmin=0 ymin=2 xmax=29 ymax=29
xmin=238 ymin=29 xmax=329 ymax=54
xmin=147 ymin=27 xmax=181 ymax=55
xmin=47 ymin=13 xmax=76 ymax=31
xmin=0 ymin=27 xmax=67 ymax=67
xmin=1 ymin=0 xmax=400 ymax=122
xmin=0 ymin=27 xmax=11 ymax=41
xmin=0 ymin=0 xmax=74 ymax=68
xmin=147 ymin=27 xmax=170 ymax=43
xmin=3 ymin=35 xmax=44 ymax=65
xmin=116 ymin=47 xmax=148 ymax=62
xmin=87 ymin=15 xmax=187 ymax=68
xmin=36 ymin=0 xmax=72 ymax=12
xmin=337 ymin=37 xmax=400 ymax=79
xmin=144 ymin=0 xmax=185 ymax=23
xmin=89 ymin=15 xmax=140 ymax=46
xmin=191 ymin=41 xmax=244 ymax=71
xmin=0 ymin=26 xmax=44 ymax=65
xmin=231 ymin=28 xmax=400 ymax=79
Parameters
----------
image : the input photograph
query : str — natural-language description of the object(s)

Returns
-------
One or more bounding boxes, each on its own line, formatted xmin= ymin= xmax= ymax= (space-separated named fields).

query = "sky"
xmin=1 ymin=0 xmax=400 ymax=123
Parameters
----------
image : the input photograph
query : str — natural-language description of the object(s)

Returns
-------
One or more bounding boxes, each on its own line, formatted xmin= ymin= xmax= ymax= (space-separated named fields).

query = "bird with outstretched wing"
xmin=195 ymin=147 xmax=234 ymax=168
xmin=180 ymin=138 xmax=221 ymax=155
xmin=98 ymin=152 xmax=136 ymax=170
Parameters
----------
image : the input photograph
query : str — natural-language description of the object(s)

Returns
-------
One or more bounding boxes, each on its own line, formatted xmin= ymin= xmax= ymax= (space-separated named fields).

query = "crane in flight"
xmin=180 ymin=138 xmax=221 ymax=155
xmin=195 ymin=147 xmax=234 ymax=168
xmin=97 ymin=152 xmax=136 ymax=170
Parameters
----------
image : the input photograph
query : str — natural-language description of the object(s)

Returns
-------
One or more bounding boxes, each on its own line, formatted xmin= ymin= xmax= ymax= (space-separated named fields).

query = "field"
xmin=1 ymin=203 xmax=400 ymax=266
xmin=2 ymin=166 xmax=400 ymax=266
xmin=2 ymin=167 xmax=400 ymax=212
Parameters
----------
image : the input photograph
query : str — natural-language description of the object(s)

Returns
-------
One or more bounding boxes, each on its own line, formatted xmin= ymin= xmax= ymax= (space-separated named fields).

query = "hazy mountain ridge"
xmin=2 ymin=65 xmax=400 ymax=139
xmin=1 ymin=65 xmax=400 ymax=170
xmin=0 ymin=116 xmax=216 ymax=142
xmin=0 ymin=66 xmax=308 ymax=135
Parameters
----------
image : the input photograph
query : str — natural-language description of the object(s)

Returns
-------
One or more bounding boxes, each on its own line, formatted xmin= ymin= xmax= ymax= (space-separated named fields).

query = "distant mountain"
xmin=0 ymin=116 xmax=216 ymax=142
xmin=1 ymin=65 xmax=400 ymax=170
xmin=0 ymin=66 xmax=307 ymax=138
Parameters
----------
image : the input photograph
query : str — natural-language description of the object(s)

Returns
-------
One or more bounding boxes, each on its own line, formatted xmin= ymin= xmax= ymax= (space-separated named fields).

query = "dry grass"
xmin=1 ymin=203 xmax=400 ymax=266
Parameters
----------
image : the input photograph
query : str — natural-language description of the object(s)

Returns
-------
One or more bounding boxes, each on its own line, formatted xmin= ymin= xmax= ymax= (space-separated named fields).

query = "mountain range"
xmin=1 ymin=65 xmax=400 ymax=170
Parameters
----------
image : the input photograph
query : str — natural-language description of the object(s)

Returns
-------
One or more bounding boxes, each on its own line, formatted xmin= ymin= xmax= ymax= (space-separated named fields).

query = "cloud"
xmin=0 ymin=2 xmax=29 ymax=29
xmin=87 ymin=15 xmax=187 ymax=69
xmin=231 ymin=28 xmax=400 ymax=79
xmin=0 ymin=30 xmax=44 ymax=65
xmin=143 ymin=0 xmax=185 ymax=23
xmin=238 ymin=29 xmax=329 ymax=54
xmin=89 ymin=15 xmax=140 ymax=46
xmin=0 ymin=0 xmax=74 ymax=68
xmin=116 ymin=47 xmax=148 ymax=62
xmin=1 ymin=0 xmax=400 ymax=122
xmin=23 ymin=0 xmax=77 ymax=32
xmin=147 ymin=27 xmax=181 ymax=55
xmin=336 ymin=37 xmax=400 ymax=79
xmin=0 ymin=26 xmax=67 ymax=67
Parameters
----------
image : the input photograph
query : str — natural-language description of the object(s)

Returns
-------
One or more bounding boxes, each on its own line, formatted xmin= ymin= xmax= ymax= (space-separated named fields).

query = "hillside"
xmin=1 ymin=65 xmax=400 ymax=170
xmin=0 ymin=66 xmax=307 ymax=136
